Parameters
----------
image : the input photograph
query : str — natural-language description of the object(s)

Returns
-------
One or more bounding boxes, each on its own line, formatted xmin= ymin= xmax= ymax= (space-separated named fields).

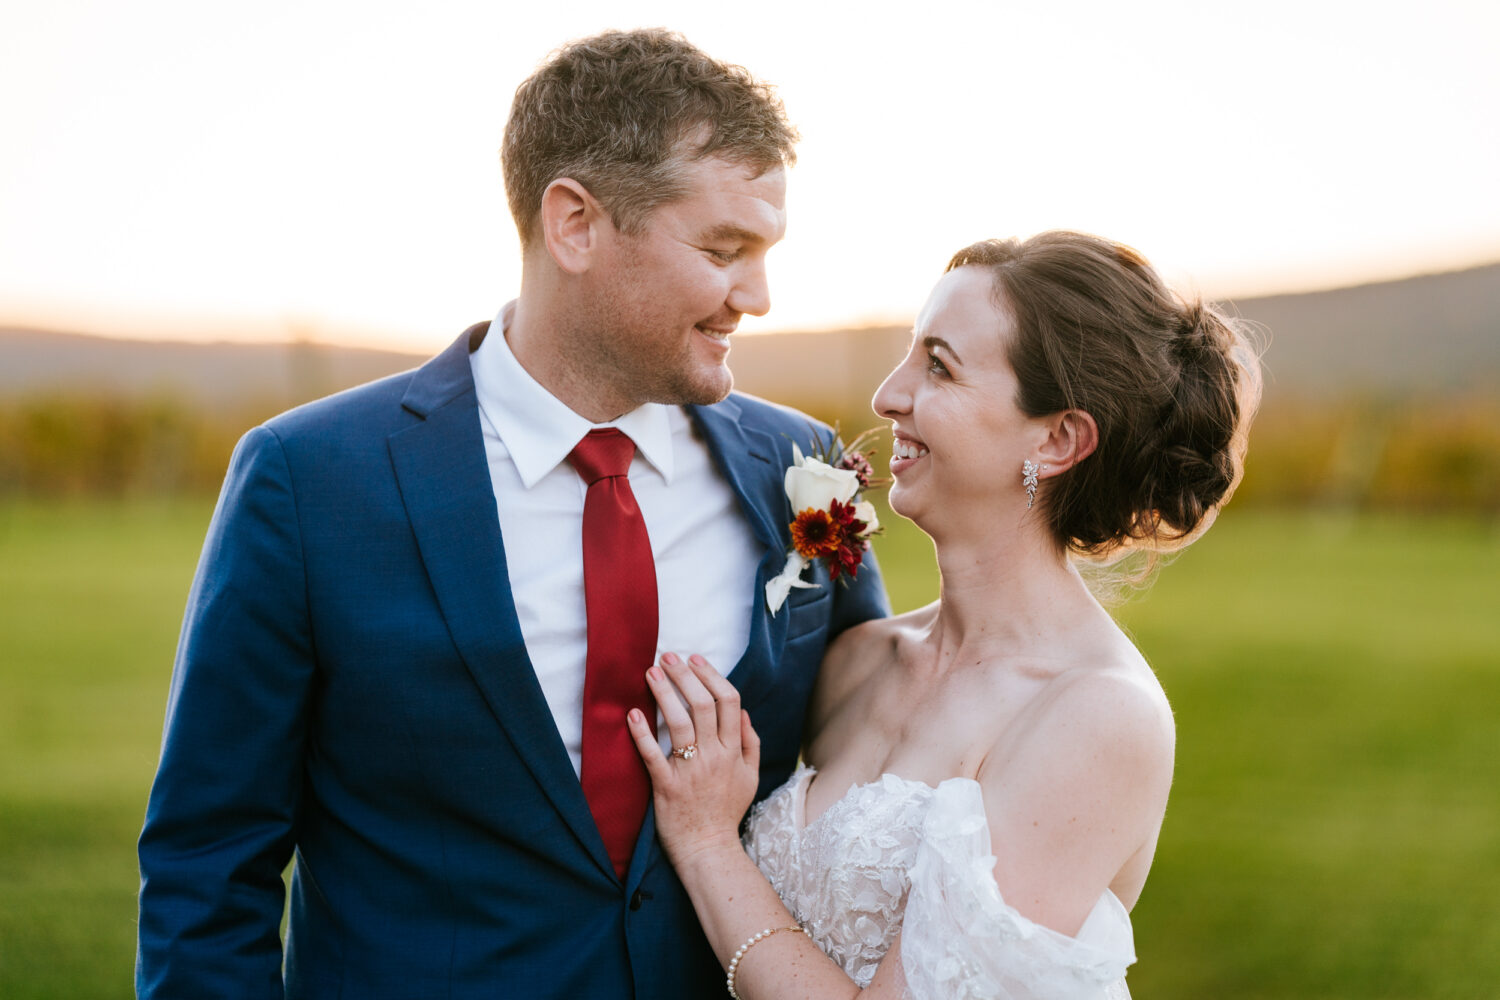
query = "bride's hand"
xmin=627 ymin=652 xmax=761 ymax=870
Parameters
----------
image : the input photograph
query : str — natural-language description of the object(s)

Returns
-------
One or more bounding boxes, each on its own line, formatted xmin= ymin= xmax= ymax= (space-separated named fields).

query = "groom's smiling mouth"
xmin=694 ymin=323 xmax=736 ymax=346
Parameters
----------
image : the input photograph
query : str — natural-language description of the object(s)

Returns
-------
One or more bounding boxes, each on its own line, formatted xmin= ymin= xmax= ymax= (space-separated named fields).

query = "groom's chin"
xmin=669 ymin=366 xmax=735 ymax=407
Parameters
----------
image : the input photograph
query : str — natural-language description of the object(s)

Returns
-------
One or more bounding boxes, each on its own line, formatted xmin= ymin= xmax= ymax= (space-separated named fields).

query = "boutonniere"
xmin=766 ymin=427 xmax=888 ymax=615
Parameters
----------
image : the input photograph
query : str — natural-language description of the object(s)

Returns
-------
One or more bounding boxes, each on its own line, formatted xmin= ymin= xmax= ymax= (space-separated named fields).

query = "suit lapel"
xmin=388 ymin=325 xmax=615 ymax=880
xmin=687 ymin=399 xmax=792 ymax=705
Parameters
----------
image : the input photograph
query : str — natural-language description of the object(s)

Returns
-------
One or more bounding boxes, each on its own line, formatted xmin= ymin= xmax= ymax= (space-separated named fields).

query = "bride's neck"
xmin=923 ymin=521 xmax=1095 ymax=665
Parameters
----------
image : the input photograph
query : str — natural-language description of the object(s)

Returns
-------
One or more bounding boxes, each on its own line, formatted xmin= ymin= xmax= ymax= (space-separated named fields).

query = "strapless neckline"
xmin=797 ymin=766 xmax=982 ymax=834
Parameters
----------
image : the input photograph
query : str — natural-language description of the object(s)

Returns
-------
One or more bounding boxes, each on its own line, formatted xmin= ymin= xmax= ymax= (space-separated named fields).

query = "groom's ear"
xmin=540 ymin=178 xmax=609 ymax=275
xmin=1034 ymin=409 xmax=1099 ymax=474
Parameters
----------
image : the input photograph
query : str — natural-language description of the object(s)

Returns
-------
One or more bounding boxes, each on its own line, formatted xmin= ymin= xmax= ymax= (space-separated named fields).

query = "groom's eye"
xmin=925 ymin=353 xmax=950 ymax=377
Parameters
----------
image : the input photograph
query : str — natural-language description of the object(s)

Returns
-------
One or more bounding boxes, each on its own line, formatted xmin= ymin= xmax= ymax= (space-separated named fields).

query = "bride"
xmin=626 ymin=230 xmax=1261 ymax=999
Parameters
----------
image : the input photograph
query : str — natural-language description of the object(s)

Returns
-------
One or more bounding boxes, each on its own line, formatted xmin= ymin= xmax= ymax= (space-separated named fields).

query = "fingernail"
xmin=688 ymin=654 xmax=706 ymax=667
xmin=647 ymin=667 xmax=663 ymax=682
xmin=628 ymin=709 xmax=643 ymax=724
xmin=660 ymin=652 xmax=678 ymax=666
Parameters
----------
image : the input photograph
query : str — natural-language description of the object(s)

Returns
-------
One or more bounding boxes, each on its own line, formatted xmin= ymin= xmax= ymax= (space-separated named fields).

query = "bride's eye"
xmin=925 ymin=352 xmax=950 ymax=377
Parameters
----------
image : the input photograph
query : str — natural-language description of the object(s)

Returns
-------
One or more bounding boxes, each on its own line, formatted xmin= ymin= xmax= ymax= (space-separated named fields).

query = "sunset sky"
xmin=2 ymin=0 xmax=1497 ymax=351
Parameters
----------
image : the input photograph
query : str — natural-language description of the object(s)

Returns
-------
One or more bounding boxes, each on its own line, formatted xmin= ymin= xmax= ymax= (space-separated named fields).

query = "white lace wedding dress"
xmin=743 ymin=766 xmax=1135 ymax=999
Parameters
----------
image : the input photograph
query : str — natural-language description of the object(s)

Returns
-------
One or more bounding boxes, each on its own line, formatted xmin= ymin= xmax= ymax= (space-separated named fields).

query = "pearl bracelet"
xmin=725 ymin=924 xmax=809 ymax=999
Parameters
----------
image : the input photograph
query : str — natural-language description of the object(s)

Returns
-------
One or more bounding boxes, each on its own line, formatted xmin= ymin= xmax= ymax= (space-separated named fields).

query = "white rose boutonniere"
xmin=766 ymin=427 xmax=888 ymax=615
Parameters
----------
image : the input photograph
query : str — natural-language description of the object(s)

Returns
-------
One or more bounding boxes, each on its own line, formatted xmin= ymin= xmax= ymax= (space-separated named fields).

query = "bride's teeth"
xmin=893 ymin=440 xmax=928 ymax=460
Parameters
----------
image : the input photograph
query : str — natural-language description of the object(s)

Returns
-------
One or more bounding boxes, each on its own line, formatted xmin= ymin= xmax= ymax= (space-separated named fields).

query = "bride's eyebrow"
xmin=923 ymin=336 xmax=963 ymax=366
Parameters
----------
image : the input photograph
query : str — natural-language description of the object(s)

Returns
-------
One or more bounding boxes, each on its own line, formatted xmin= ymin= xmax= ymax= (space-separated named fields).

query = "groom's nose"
xmin=726 ymin=258 xmax=771 ymax=318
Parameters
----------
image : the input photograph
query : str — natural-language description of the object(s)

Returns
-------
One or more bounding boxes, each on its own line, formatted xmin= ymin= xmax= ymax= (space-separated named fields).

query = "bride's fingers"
xmin=740 ymin=709 xmax=761 ymax=771
xmin=687 ymin=655 xmax=741 ymax=749
xmin=661 ymin=652 xmax=719 ymax=746
xmin=646 ymin=658 xmax=696 ymax=752
xmin=626 ymin=708 xmax=671 ymax=785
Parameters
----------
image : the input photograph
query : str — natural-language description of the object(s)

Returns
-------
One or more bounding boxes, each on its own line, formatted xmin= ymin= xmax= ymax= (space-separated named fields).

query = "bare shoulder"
xmin=986 ymin=645 xmax=1176 ymax=807
xmin=1044 ymin=653 xmax=1175 ymax=772
xmin=808 ymin=603 xmax=935 ymax=734
xmin=978 ymin=648 xmax=1178 ymax=931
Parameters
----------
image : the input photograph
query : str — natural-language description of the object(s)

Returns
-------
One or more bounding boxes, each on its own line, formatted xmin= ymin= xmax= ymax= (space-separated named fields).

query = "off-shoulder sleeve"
xmin=900 ymin=780 xmax=1136 ymax=1000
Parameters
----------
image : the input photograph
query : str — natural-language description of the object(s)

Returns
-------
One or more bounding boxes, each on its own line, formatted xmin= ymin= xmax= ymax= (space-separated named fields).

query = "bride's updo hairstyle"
xmin=949 ymin=231 xmax=1261 ymax=559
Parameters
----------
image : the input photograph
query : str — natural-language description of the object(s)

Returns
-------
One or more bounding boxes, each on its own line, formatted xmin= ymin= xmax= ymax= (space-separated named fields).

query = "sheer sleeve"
xmin=899 ymin=780 xmax=1136 ymax=1000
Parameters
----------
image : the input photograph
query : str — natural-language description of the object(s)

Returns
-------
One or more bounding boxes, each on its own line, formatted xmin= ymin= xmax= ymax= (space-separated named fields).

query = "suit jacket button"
xmin=629 ymin=889 xmax=651 ymax=911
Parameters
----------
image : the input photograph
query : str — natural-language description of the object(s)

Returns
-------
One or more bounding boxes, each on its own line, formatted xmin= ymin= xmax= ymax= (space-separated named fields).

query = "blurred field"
xmin=0 ymin=500 xmax=209 ymax=999
xmin=1 ymin=499 xmax=1498 ymax=998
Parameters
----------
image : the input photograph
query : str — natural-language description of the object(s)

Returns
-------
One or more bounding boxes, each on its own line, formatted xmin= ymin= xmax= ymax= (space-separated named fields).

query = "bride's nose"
xmin=872 ymin=360 xmax=912 ymax=419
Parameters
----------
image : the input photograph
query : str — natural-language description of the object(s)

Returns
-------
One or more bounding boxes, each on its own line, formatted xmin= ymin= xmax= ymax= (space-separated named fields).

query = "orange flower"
xmin=790 ymin=507 xmax=845 ymax=560
xmin=766 ymin=429 xmax=888 ymax=615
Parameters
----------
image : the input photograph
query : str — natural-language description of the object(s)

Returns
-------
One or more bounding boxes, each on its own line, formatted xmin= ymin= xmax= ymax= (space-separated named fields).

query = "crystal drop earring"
xmin=1022 ymin=460 xmax=1048 ymax=509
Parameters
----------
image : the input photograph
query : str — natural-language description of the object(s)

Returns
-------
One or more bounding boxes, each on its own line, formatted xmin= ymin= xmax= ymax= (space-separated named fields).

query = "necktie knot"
xmin=569 ymin=428 xmax=635 ymax=485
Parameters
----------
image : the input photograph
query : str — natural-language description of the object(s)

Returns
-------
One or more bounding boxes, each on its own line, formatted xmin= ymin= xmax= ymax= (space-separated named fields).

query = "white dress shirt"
xmin=469 ymin=306 xmax=763 ymax=774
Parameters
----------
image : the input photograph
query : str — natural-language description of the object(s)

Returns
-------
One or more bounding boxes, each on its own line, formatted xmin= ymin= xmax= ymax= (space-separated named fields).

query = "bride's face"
xmin=872 ymin=266 xmax=1039 ymax=530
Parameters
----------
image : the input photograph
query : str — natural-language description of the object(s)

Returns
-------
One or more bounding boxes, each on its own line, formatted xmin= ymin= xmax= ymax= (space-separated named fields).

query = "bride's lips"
xmin=888 ymin=430 xmax=929 ymax=476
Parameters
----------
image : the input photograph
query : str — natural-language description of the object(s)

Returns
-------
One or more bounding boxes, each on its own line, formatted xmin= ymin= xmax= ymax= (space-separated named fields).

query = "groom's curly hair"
xmin=502 ymin=28 xmax=798 ymax=248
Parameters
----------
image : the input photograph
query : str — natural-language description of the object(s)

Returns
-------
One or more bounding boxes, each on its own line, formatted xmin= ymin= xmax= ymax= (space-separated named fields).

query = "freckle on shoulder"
xmin=1041 ymin=664 xmax=1174 ymax=752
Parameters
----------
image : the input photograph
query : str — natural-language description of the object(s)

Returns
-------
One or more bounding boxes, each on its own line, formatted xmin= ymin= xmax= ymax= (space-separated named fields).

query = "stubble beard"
xmin=562 ymin=321 xmax=734 ymax=415
xmin=623 ymin=338 xmax=734 ymax=408
xmin=575 ymin=261 xmax=736 ymax=409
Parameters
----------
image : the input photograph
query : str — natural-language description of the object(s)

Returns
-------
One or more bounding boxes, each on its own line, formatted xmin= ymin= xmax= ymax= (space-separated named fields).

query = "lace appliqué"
xmin=743 ymin=766 xmax=1137 ymax=999
xmin=745 ymin=767 xmax=927 ymax=987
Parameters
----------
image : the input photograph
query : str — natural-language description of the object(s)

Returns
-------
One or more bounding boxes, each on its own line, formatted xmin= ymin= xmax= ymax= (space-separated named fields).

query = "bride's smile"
xmin=887 ymin=432 xmax=928 ymax=471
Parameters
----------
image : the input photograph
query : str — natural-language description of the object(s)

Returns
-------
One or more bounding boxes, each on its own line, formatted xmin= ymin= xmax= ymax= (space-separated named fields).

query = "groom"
xmin=135 ymin=28 xmax=889 ymax=1000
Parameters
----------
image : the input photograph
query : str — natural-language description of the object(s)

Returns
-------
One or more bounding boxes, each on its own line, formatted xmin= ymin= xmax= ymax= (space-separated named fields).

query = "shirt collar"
xmin=471 ymin=302 xmax=676 ymax=489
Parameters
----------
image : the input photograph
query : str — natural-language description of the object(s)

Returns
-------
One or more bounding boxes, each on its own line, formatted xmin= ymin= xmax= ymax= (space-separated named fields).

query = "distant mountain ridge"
xmin=0 ymin=331 xmax=426 ymax=410
xmin=3 ymin=263 xmax=1496 ymax=413
xmin=1217 ymin=262 xmax=1500 ymax=395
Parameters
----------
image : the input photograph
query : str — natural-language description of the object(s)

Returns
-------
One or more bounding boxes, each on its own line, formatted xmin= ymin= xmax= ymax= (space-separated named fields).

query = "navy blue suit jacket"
xmin=136 ymin=324 xmax=890 ymax=999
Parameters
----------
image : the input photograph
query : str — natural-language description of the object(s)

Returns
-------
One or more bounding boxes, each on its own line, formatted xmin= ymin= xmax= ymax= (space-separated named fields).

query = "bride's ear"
xmin=1035 ymin=409 xmax=1098 ymax=475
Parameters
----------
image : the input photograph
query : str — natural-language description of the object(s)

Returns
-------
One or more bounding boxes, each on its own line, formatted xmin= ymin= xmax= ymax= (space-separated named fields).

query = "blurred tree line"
xmin=1 ymin=389 xmax=1498 ymax=513
xmin=1233 ymin=390 xmax=1500 ymax=511
xmin=0 ymin=393 xmax=274 ymax=497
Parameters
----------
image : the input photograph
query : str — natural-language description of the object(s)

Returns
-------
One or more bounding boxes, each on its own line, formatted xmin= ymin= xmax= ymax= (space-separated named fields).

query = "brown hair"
xmin=501 ymin=28 xmax=798 ymax=248
xmin=948 ymin=231 xmax=1262 ymax=557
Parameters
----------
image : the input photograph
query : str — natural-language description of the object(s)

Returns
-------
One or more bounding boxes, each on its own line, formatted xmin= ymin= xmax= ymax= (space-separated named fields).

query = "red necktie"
xmin=569 ymin=428 xmax=659 ymax=879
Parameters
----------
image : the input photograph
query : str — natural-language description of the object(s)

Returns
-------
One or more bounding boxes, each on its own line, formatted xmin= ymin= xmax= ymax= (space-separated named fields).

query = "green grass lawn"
xmin=0 ymin=500 xmax=213 ymax=999
xmin=1107 ymin=513 xmax=1500 ymax=1000
xmin=1 ymin=499 xmax=1497 ymax=998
